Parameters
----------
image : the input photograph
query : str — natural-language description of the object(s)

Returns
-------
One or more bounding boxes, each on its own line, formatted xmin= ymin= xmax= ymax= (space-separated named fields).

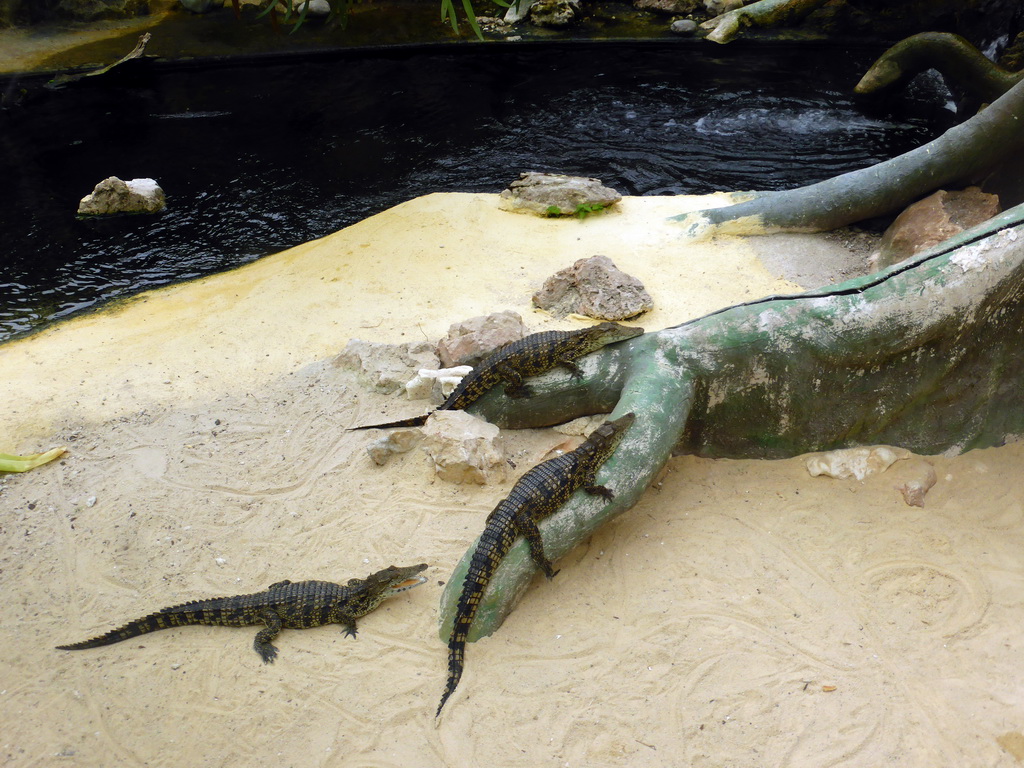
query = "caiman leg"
xmin=495 ymin=363 xmax=530 ymax=398
xmin=255 ymin=609 xmax=282 ymax=663
xmin=556 ymin=359 xmax=585 ymax=378
xmin=341 ymin=618 xmax=359 ymax=638
xmin=515 ymin=517 xmax=559 ymax=579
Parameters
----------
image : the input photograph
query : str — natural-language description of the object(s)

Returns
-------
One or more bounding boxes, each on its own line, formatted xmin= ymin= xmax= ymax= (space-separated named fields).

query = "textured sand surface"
xmin=1 ymin=194 xmax=1022 ymax=767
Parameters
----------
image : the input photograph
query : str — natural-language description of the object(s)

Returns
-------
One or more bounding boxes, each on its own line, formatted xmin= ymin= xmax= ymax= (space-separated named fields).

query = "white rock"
xmin=405 ymin=366 xmax=472 ymax=401
xmin=77 ymin=176 xmax=166 ymax=216
xmin=292 ymin=0 xmax=331 ymax=14
xmin=805 ymin=445 xmax=911 ymax=481
xmin=420 ymin=411 xmax=506 ymax=484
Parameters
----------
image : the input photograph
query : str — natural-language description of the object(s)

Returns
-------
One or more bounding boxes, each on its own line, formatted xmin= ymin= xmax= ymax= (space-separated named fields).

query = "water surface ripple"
xmin=0 ymin=43 xmax=952 ymax=340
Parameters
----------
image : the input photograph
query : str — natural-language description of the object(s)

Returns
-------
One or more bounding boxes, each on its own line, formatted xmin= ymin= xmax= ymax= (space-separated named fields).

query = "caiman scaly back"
xmin=437 ymin=413 xmax=635 ymax=716
xmin=57 ymin=564 xmax=428 ymax=663
xmin=350 ymin=323 xmax=642 ymax=430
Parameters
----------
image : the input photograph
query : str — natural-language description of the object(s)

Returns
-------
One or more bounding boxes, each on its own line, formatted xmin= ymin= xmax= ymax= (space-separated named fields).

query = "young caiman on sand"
xmin=57 ymin=564 xmax=428 ymax=663
xmin=350 ymin=323 xmax=643 ymax=430
xmin=437 ymin=413 xmax=635 ymax=716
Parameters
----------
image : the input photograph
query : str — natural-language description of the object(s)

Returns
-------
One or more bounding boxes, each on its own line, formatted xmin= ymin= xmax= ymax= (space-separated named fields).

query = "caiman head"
xmin=588 ymin=322 xmax=644 ymax=345
xmin=349 ymin=563 xmax=429 ymax=609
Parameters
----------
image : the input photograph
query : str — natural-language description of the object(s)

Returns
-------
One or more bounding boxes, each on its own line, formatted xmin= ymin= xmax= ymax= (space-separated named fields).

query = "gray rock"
xmin=180 ymin=0 xmax=224 ymax=11
xmin=704 ymin=0 xmax=744 ymax=13
xmin=334 ymin=339 xmax=439 ymax=394
xmin=290 ymin=0 xmax=331 ymax=15
xmin=532 ymin=255 xmax=653 ymax=321
xmin=420 ymin=411 xmax=506 ymax=484
xmin=528 ymin=0 xmax=580 ymax=27
xmin=635 ymin=0 xmax=700 ymax=15
xmin=366 ymin=429 xmax=423 ymax=466
xmin=669 ymin=17 xmax=698 ymax=33
xmin=499 ymin=172 xmax=622 ymax=217
xmin=437 ymin=311 xmax=529 ymax=368
xmin=56 ymin=0 xmax=150 ymax=21
xmin=77 ymin=177 xmax=166 ymax=216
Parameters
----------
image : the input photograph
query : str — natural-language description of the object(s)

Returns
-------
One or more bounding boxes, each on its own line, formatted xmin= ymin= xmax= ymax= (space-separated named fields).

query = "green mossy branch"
xmin=440 ymin=206 xmax=1024 ymax=640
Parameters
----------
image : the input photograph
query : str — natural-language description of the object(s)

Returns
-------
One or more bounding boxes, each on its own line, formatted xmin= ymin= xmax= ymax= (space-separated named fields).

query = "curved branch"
xmin=855 ymin=32 xmax=1023 ymax=104
xmin=671 ymin=77 xmax=1024 ymax=238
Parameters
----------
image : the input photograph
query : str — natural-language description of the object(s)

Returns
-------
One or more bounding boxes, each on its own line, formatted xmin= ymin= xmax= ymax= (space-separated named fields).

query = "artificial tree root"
xmin=440 ymin=205 xmax=1024 ymax=640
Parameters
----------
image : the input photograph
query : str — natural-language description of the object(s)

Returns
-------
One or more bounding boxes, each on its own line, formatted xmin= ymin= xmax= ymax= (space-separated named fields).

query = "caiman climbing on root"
xmin=350 ymin=323 xmax=643 ymax=430
xmin=436 ymin=413 xmax=635 ymax=716
xmin=57 ymin=563 xmax=428 ymax=662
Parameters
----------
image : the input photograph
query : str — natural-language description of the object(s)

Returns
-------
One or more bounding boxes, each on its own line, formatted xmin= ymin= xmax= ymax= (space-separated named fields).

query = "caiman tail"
xmin=348 ymin=414 xmax=427 ymax=431
xmin=55 ymin=601 xmax=250 ymax=650
xmin=437 ymin=513 xmax=520 ymax=716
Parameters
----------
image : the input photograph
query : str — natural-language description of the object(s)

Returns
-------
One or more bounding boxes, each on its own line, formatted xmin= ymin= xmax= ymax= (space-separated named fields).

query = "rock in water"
xmin=498 ymin=172 xmax=621 ymax=217
xmin=533 ymin=255 xmax=653 ymax=321
xmin=77 ymin=177 xmax=166 ymax=216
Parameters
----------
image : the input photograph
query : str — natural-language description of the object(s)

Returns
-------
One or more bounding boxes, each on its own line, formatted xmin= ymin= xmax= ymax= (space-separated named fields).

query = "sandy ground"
xmin=1 ymin=194 xmax=1023 ymax=767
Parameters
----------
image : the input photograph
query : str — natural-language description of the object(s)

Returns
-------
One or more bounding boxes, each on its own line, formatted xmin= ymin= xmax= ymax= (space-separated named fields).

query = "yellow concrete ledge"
xmin=1 ymin=192 xmax=799 ymax=444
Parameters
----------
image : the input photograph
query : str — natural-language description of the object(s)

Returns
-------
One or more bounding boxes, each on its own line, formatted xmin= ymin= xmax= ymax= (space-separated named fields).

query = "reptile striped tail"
xmin=348 ymin=414 xmax=428 ymax=431
xmin=437 ymin=513 xmax=520 ymax=716
xmin=55 ymin=602 xmax=253 ymax=650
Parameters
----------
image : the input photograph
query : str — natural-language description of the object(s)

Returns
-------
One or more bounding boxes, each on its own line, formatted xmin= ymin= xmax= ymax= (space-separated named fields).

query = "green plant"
xmin=574 ymin=202 xmax=605 ymax=218
xmin=545 ymin=203 xmax=607 ymax=219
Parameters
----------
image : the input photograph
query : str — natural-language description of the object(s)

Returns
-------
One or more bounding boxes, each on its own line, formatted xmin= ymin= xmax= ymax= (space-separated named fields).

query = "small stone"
xmin=704 ymin=0 xmax=744 ymax=13
xmin=77 ymin=177 xmax=166 ymax=216
xmin=334 ymin=339 xmax=439 ymax=394
xmin=215 ymin=557 xmax=227 ymax=565
xmin=180 ymin=0 xmax=224 ymax=11
xmin=528 ymin=0 xmax=581 ymax=27
xmin=291 ymin=0 xmax=331 ymax=14
xmin=872 ymin=187 xmax=1000 ymax=270
xmin=405 ymin=366 xmax=473 ymax=402
xmin=420 ymin=411 xmax=506 ymax=484
xmin=532 ymin=254 xmax=653 ymax=320
xmin=437 ymin=311 xmax=529 ymax=368
xmin=805 ymin=446 xmax=911 ymax=481
xmin=498 ymin=172 xmax=621 ymax=217
xmin=895 ymin=460 xmax=938 ymax=507
xmin=85 ymin=496 xmax=97 ymax=507
xmin=635 ymin=0 xmax=700 ymax=14
xmin=669 ymin=18 xmax=698 ymax=33
xmin=367 ymin=429 xmax=424 ymax=466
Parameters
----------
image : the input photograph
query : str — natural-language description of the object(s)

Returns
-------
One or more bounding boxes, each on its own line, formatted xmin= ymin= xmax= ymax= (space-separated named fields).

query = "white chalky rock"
xmin=77 ymin=177 xmax=166 ymax=215
xmin=405 ymin=366 xmax=473 ymax=402
xmin=366 ymin=429 xmax=424 ymax=466
xmin=806 ymin=445 xmax=911 ymax=481
xmin=420 ymin=411 xmax=506 ymax=484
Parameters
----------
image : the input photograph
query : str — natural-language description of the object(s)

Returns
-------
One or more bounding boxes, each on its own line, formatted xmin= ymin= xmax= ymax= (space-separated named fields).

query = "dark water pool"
xmin=0 ymin=41 xmax=954 ymax=341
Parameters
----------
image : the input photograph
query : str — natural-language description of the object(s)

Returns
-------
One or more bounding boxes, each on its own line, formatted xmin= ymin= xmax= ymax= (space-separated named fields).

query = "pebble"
xmin=670 ymin=18 xmax=697 ymax=34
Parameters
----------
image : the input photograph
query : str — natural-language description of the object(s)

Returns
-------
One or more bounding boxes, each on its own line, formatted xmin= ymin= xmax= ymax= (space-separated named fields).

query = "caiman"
xmin=56 ymin=563 xmax=428 ymax=663
xmin=350 ymin=323 xmax=643 ymax=430
xmin=436 ymin=412 xmax=635 ymax=716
